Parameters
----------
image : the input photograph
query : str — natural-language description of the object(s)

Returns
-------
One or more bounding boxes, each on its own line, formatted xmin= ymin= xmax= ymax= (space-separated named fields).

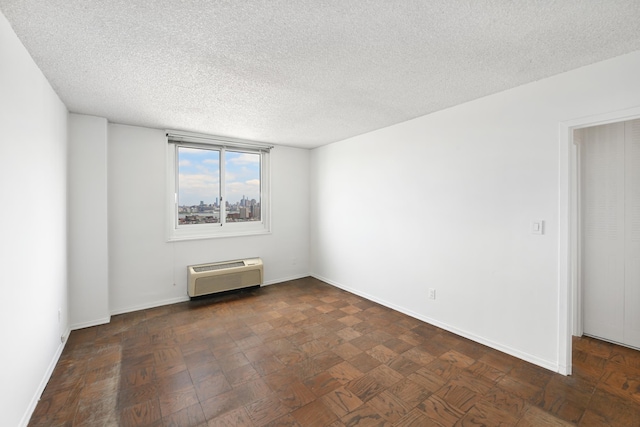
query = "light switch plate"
xmin=531 ymin=220 xmax=544 ymax=235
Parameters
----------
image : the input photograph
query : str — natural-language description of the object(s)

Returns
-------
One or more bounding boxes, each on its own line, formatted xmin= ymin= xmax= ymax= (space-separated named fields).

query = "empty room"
xmin=2 ymin=1 xmax=640 ymax=426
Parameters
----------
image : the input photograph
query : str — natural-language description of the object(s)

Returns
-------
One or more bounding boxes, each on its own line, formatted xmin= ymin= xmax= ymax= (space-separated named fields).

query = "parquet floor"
xmin=29 ymin=277 xmax=640 ymax=426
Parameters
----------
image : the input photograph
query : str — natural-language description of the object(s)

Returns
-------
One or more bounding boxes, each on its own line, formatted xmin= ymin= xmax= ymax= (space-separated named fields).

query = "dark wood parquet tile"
xmin=540 ymin=376 xmax=592 ymax=423
xmin=496 ymin=375 xmax=545 ymax=407
xmin=479 ymin=349 xmax=522 ymax=374
xmin=571 ymin=349 xmax=608 ymax=380
xmin=275 ymin=381 xmax=315 ymax=410
xmin=367 ymin=390 xmax=410 ymax=423
xmin=160 ymin=402 xmax=206 ymax=427
xmin=26 ymin=277 xmax=640 ymax=426
xmin=465 ymin=360 xmax=505 ymax=383
xmin=333 ymin=342 xmax=363 ymax=361
xmin=207 ymin=406 xmax=254 ymax=427
xmin=510 ymin=362 xmax=553 ymax=389
xmin=388 ymin=379 xmax=432 ymax=408
xmin=321 ymin=387 xmax=364 ymax=419
xmin=262 ymin=413 xmax=300 ymax=427
xmin=158 ymin=385 xmax=200 ymax=418
xmin=366 ymin=345 xmax=398 ymax=365
xmin=394 ymin=408 xmax=439 ymax=426
xmin=583 ymin=388 xmax=640 ymax=426
xmin=345 ymin=373 xmax=388 ymax=403
xmin=516 ymin=405 xmax=574 ymax=426
xmin=481 ymin=387 xmax=527 ymax=420
xmin=304 ymin=371 xmax=342 ymax=397
xmin=417 ymin=394 xmax=465 ymax=426
xmin=459 ymin=399 xmax=519 ymax=426
xmin=347 ymin=352 xmax=381 ymax=374
xmin=245 ymin=394 xmax=291 ymax=426
xmin=118 ymin=398 xmax=163 ymax=427
xmin=193 ymin=373 xmax=232 ymax=402
xmin=435 ymin=381 xmax=482 ymax=413
xmin=340 ymin=402 xmax=390 ymax=427
xmin=117 ymin=382 xmax=159 ymax=409
xmin=291 ymin=400 xmax=338 ymax=427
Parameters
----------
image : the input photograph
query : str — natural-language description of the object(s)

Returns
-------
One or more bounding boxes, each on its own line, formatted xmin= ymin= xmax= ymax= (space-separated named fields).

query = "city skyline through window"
xmin=177 ymin=146 xmax=261 ymax=225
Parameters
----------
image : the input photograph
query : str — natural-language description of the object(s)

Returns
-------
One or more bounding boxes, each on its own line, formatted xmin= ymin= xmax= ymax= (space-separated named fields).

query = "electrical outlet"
xmin=58 ymin=308 xmax=62 ymax=323
xmin=531 ymin=220 xmax=544 ymax=235
xmin=428 ymin=288 xmax=436 ymax=300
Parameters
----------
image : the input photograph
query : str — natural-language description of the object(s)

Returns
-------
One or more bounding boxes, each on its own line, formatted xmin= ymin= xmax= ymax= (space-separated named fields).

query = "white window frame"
xmin=166 ymin=131 xmax=271 ymax=241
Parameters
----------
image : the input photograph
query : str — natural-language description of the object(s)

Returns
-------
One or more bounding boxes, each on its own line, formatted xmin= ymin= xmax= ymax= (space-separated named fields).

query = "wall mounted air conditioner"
xmin=187 ymin=258 xmax=263 ymax=297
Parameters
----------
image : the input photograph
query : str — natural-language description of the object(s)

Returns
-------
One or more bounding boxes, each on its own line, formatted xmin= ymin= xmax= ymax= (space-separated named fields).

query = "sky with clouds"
xmin=178 ymin=147 xmax=260 ymax=206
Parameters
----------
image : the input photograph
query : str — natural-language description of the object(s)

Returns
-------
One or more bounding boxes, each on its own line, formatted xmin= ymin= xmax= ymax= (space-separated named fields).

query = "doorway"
xmin=558 ymin=106 xmax=640 ymax=376
xmin=575 ymin=119 xmax=640 ymax=349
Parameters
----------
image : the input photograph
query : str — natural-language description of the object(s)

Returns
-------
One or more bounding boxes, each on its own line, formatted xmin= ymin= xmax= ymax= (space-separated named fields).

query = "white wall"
xmin=68 ymin=114 xmax=110 ymax=328
xmin=310 ymin=50 xmax=640 ymax=372
xmin=108 ymin=124 xmax=310 ymax=314
xmin=0 ymin=11 xmax=69 ymax=427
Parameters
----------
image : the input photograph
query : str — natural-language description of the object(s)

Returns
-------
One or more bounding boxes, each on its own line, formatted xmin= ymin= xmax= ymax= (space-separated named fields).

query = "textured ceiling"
xmin=2 ymin=1 xmax=640 ymax=148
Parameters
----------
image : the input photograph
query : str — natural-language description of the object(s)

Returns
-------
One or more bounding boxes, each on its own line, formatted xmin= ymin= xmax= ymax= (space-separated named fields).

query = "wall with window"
xmin=310 ymin=51 xmax=640 ymax=372
xmin=108 ymin=124 xmax=310 ymax=314
xmin=0 ymin=11 xmax=69 ymax=427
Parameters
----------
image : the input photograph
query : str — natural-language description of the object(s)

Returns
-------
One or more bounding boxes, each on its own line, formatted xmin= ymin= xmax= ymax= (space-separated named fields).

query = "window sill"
xmin=167 ymin=225 xmax=271 ymax=242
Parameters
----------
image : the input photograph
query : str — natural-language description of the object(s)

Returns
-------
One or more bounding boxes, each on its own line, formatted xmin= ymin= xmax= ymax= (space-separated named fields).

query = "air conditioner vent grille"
xmin=193 ymin=261 xmax=245 ymax=272
xmin=187 ymin=258 xmax=263 ymax=298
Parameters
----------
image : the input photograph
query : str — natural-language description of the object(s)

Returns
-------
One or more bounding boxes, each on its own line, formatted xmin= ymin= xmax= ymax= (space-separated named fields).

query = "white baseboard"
xmin=20 ymin=332 xmax=68 ymax=427
xmin=61 ymin=326 xmax=71 ymax=345
xmin=263 ymin=273 xmax=310 ymax=286
xmin=70 ymin=317 xmax=111 ymax=331
xmin=110 ymin=295 xmax=190 ymax=317
xmin=311 ymin=273 xmax=559 ymax=373
xmin=102 ymin=275 xmax=311 ymax=318
xmin=557 ymin=363 xmax=570 ymax=376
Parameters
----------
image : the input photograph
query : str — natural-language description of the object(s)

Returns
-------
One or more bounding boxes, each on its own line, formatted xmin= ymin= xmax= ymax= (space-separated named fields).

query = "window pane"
xmin=177 ymin=147 xmax=220 ymax=225
xmin=225 ymin=151 xmax=261 ymax=222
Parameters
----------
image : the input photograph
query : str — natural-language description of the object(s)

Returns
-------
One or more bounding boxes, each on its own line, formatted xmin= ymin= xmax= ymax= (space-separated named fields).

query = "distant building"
xmin=239 ymin=207 xmax=249 ymax=219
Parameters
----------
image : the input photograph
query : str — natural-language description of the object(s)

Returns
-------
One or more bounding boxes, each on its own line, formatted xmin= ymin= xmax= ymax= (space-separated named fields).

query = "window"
xmin=166 ymin=132 xmax=271 ymax=241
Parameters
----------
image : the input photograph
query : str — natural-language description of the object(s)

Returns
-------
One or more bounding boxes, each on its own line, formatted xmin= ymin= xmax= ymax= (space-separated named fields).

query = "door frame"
xmin=559 ymin=106 xmax=640 ymax=375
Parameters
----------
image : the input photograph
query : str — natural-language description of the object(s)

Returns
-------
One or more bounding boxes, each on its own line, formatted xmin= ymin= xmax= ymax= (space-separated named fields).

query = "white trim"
xmin=110 ymin=295 xmax=191 ymax=316
xmin=70 ymin=317 xmax=111 ymax=331
xmin=166 ymin=227 xmax=272 ymax=242
xmin=312 ymin=274 xmax=559 ymax=373
xmin=166 ymin=129 xmax=274 ymax=150
xmin=165 ymin=140 xmax=271 ymax=241
xmin=220 ymin=146 xmax=227 ymax=224
xmin=61 ymin=326 xmax=71 ymax=344
xmin=110 ymin=276 xmax=311 ymax=314
xmin=19 ymin=334 xmax=68 ymax=427
xmin=573 ymin=138 xmax=583 ymax=340
xmin=262 ymin=274 xmax=310 ymax=286
xmin=558 ymin=105 xmax=640 ymax=377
